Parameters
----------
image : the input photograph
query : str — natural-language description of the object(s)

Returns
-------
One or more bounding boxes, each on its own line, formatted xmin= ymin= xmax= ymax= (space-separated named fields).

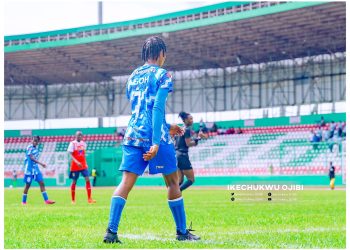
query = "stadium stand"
xmin=191 ymin=123 xmax=345 ymax=177
xmin=5 ymin=120 xmax=345 ymax=181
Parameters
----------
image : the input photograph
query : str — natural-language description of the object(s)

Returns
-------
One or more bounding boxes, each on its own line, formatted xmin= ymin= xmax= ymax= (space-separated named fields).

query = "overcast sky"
xmin=4 ymin=0 xmax=223 ymax=35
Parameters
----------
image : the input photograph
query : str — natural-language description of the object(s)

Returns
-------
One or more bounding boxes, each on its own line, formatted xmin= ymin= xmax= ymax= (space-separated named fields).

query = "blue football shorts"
xmin=119 ymin=143 xmax=177 ymax=176
xmin=69 ymin=169 xmax=89 ymax=180
xmin=23 ymin=171 xmax=44 ymax=184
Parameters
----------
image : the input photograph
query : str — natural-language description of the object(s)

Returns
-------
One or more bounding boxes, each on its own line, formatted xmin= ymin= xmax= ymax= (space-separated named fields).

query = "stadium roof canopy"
xmin=4 ymin=1 xmax=345 ymax=85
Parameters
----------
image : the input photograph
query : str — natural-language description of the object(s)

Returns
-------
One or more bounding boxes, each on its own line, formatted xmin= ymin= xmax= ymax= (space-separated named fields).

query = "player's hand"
xmin=143 ymin=145 xmax=159 ymax=161
xmin=169 ymin=124 xmax=184 ymax=137
xmin=41 ymin=163 xmax=47 ymax=168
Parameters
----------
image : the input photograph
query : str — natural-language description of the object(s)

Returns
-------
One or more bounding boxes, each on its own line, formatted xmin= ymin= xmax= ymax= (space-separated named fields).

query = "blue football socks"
xmin=42 ymin=191 xmax=49 ymax=201
xmin=22 ymin=193 xmax=27 ymax=203
xmin=168 ymin=197 xmax=187 ymax=234
xmin=108 ymin=196 xmax=126 ymax=233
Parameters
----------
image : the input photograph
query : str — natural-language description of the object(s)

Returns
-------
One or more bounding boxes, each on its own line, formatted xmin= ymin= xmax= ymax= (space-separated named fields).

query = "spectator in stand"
xmin=329 ymin=121 xmax=336 ymax=138
xmin=199 ymin=119 xmax=209 ymax=133
xmin=236 ymin=127 xmax=243 ymax=134
xmin=322 ymin=126 xmax=329 ymax=141
xmin=327 ymin=140 xmax=335 ymax=153
xmin=319 ymin=116 xmax=326 ymax=127
xmin=342 ymin=122 xmax=346 ymax=138
xmin=324 ymin=129 xmax=335 ymax=153
xmin=199 ymin=118 xmax=205 ymax=128
xmin=113 ymin=128 xmax=118 ymax=142
xmin=217 ymin=126 xmax=227 ymax=135
xmin=310 ymin=130 xmax=320 ymax=150
xmin=211 ymin=122 xmax=218 ymax=133
xmin=118 ymin=128 xmax=126 ymax=137
xmin=337 ymin=121 xmax=343 ymax=138
xmin=115 ymin=128 xmax=126 ymax=146
xmin=309 ymin=130 xmax=314 ymax=142
xmin=330 ymin=126 xmax=344 ymax=153
xmin=226 ymin=127 xmax=235 ymax=135
xmin=315 ymin=126 xmax=323 ymax=141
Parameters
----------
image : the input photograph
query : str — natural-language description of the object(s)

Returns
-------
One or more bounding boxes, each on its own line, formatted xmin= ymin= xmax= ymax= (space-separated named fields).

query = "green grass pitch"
xmin=4 ymin=187 xmax=346 ymax=248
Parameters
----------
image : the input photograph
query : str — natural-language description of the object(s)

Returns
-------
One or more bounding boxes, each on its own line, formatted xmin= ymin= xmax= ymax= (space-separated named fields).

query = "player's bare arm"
xmin=143 ymin=145 xmax=159 ymax=161
xmin=185 ymin=137 xmax=198 ymax=147
xmin=170 ymin=124 xmax=185 ymax=137
xmin=29 ymin=155 xmax=46 ymax=168
xmin=70 ymin=153 xmax=82 ymax=167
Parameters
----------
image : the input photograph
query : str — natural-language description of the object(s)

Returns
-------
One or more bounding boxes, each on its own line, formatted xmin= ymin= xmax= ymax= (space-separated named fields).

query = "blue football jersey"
xmin=24 ymin=144 xmax=40 ymax=175
xmin=123 ymin=64 xmax=173 ymax=148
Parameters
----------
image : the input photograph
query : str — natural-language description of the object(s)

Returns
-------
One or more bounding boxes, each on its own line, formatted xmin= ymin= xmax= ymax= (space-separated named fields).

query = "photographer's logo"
xmin=228 ymin=185 xmax=300 ymax=203
xmin=227 ymin=184 xmax=303 ymax=191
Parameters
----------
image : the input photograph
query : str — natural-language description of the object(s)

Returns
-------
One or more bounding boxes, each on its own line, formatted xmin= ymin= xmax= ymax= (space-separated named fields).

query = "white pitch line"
xmin=121 ymin=233 xmax=172 ymax=242
xmin=120 ymin=234 xmax=281 ymax=248
xmin=207 ymin=227 xmax=346 ymax=236
xmin=119 ymin=233 xmax=269 ymax=247
xmin=117 ymin=230 xmax=343 ymax=249
xmin=120 ymin=233 xmax=229 ymax=245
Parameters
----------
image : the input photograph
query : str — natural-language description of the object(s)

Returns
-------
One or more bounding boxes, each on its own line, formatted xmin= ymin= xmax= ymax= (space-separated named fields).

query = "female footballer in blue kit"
xmin=22 ymin=136 xmax=55 ymax=205
xmin=103 ymin=36 xmax=200 ymax=243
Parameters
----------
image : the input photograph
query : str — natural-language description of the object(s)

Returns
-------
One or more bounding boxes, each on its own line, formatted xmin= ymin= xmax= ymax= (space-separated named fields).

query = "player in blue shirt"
xmin=103 ymin=36 xmax=200 ymax=243
xmin=22 ymin=136 xmax=55 ymax=205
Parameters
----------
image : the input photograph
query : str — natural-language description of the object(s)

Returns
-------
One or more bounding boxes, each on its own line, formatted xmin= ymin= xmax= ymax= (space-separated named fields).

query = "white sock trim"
xmin=168 ymin=196 xmax=183 ymax=202
xmin=41 ymin=191 xmax=47 ymax=194
xmin=112 ymin=195 xmax=126 ymax=201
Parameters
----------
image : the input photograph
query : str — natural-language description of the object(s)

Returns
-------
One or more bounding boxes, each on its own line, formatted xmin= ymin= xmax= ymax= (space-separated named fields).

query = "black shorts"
xmin=176 ymin=151 xmax=192 ymax=170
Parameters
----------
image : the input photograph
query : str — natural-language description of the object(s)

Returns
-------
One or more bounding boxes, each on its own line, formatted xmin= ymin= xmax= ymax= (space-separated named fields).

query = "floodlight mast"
xmin=98 ymin=1 xmax=103 ymax=25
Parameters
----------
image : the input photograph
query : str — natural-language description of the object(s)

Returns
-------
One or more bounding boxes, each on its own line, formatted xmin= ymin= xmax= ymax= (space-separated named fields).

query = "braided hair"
xmin=141 ymin=36 xmax=167 ymax=62
xmin=179 ymin=111 xmax=190 ymax=122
